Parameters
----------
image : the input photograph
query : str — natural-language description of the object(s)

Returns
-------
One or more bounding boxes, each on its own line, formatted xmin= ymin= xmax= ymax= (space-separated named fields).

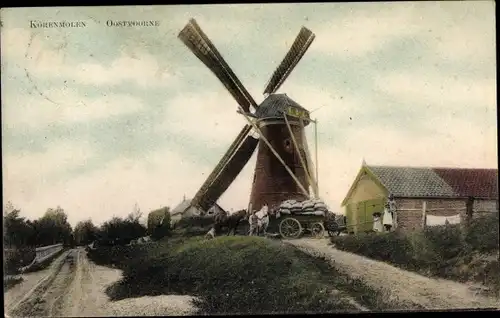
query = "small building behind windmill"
xmin=341 ymin=163 xmax=498 ymax=234
xmin=169 ymin=198 xmax=226 ymax=226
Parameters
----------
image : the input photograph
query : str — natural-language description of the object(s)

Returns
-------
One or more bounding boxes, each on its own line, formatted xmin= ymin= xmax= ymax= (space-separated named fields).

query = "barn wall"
xmin=394 ymin=198 xmax=423 ymax=232
xmin=347 ymin=174 xmax=386 ymax=205
xmin=344 ymin=173 xmax=386 ymax=234
xmin=395 ymin=198 xmax=466 ymax=232
xmin=473 ymin=199 xmax=499 ymax=217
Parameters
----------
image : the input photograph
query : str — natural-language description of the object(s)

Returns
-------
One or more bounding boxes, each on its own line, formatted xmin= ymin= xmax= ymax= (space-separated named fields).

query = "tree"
xmin=127 ymin=203 xmax=142 ymax=223
xmin=98 ymin=206 xmax=147 ymax=245
xmin=3 ymin=209 xmax=33 ymax=248
xmin=147 ymin=207 xmax=171 ymax=240
xmin=34 ymin=206 xmax=73 ymax=246
xmin=4 ymin=200 xmax=15 ymax=216
xmin=73 ymin=219 xmax=98 ymax=246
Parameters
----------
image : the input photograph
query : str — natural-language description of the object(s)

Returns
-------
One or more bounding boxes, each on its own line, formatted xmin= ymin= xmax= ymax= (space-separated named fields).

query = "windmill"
xmin=178 ymin=18 xmax=319 ymax=215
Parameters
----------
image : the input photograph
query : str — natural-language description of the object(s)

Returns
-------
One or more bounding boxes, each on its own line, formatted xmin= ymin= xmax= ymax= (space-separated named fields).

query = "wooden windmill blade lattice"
xmin=178 ymin=19 xmax=257 ymax=113
xmin=263 ymin=27 xmax=316 ymax=95
xmin=191 ymin=126 xmax=259 ymax=211
xmin=197 ymin=135 xmax=259 ymax=211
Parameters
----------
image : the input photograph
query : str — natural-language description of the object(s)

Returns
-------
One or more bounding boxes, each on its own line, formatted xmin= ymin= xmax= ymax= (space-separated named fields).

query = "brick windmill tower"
xmin=178 ymin=19 xmax=319 ymax=214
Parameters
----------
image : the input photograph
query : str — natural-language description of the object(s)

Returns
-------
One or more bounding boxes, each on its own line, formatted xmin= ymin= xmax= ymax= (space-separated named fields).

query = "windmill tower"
xmin=178 ymin=19 xmax=319 ymax=214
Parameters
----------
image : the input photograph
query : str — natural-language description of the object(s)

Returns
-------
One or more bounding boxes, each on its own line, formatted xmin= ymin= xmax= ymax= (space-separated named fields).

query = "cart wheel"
xmin=311 ymin=222 xmax=325 ymax=238
xmin=279 ymin=218 xmax=302 ymax=239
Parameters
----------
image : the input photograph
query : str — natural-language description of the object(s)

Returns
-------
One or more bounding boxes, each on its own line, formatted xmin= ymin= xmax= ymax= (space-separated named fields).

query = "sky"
xmin=1 ymin=2 xmax=497 ymax=226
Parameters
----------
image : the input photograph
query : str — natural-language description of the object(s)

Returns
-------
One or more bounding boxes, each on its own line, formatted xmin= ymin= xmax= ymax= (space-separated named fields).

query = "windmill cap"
xmin=254 ymin=93 xmax=310 ymax=123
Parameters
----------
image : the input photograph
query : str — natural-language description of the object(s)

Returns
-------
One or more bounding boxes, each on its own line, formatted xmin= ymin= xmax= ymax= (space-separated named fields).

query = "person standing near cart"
xmin=248 ymin=210 xmax=258 ymax=236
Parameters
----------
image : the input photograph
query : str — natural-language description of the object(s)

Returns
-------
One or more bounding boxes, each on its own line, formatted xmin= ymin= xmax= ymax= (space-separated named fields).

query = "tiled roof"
xmin=254 ymin=93 xmax=309 ymax=120
xmin=367 ymin=165 xmax=498 ymax=199
xmin=172 ymin=198 xmax=226 ymax=215
xmin=367 ymin=165 xmax=457 ymax=197
xmin=171 ymin=199 xmax=192 ymax=216
xmin=433 ymin=168 xmax=498 ymax=199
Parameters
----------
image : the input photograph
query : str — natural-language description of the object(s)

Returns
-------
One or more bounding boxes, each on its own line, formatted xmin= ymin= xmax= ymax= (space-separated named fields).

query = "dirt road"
xmin=287 ymin=238 xmax=500 ymax=310
xmin=5 ymin=248 xmax=198 ymax=317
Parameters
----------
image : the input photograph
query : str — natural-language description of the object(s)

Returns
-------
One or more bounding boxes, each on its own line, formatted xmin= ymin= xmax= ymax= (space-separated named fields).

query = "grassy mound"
xmin=174 ymin=215 xmax=215 ymax=229
xmin=89 ymin=236 xmax=389 ymax=314
xmin=331 ymin=213 xmax=499 ymax=295
xmin=171 ymin=215 xmax=250 ymax=237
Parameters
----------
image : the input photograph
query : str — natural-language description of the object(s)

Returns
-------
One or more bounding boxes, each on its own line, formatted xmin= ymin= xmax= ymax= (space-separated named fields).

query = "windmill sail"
xmin=178 ymin=19 xmax=257 ymax=112
xmin=191 ymin=125 xmax=258 ymax=212
xmin=263 ymin=27 xmax=316 ymax=95
xmin=197 ymin=135 xmax=259 ymax=211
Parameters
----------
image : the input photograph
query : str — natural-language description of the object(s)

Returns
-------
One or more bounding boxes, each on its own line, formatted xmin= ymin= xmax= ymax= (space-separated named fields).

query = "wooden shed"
xmin=341 ymin=163 xmax=498 ymax=233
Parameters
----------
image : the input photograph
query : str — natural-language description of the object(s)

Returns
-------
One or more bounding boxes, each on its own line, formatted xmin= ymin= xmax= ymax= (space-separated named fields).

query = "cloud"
xmin=161 ymin=90 xmax=249 ymax=146
xmin=72 ymin=53 xmax=173 ymax=87
xmin=309 ymin=1 xmax=495 ymax=64
xmin=374 ymin=70 xmax=496 ymax=110
xmin=310 ymin=4 xmax=423 ymax=58
xmin=1 ymin=28 xmax=173 ymax=88
xmin=3 ymin=140 xmax=95 ymax=207
xmin=422 ymin=2 xmax=496 ymax=64
xmin=2 ymin=87 xmax=144 ymax=130
xmin=281 ymin=82 xmax=365 ymax=121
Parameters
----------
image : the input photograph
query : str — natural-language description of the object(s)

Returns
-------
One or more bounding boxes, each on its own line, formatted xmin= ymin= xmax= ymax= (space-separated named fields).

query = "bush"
xmin=98 ymin=236 xmax=388 ymax=314
xmin=175 ymin=215 xmax=215 ymax=229
xmin=332 ymin=232 xmax=412 ymax=267
xmin=464 ymin=213 xmax=499 ymax=253
xmin=4 ymin=275 xmax=23 ymax=291
xmin=87 ymin=243 xmax=153 ymax=267
xmin=332 ymin=218 xmax=499 ymax=293
xmin=423 ymin=224 xmax=465 ymax=259
xmin=4 ymin=247 xmax=36 ymax=275
xmin=172 ymin=226 xmax=210 ymax=237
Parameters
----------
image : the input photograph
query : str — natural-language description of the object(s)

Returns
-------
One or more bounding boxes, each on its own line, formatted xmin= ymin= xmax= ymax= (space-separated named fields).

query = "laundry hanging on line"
xmin=426 ymin=214 xmax=461 ymax=226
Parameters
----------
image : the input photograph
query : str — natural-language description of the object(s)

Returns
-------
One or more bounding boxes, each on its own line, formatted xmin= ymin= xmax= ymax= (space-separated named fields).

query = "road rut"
xmin=5 ymin=248 xmax=198 ymax=317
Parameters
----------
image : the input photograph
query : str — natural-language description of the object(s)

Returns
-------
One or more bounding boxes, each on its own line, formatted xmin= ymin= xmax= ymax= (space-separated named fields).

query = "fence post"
xmin=465 ymin=196 xmax=474 ymax=226
xmin=421 ymin=201 xmax=427 ymax=229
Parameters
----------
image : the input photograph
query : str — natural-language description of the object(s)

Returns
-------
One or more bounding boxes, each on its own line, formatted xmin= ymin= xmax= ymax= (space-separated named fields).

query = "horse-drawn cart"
xmin=267 ymin=199 xmax=332 ymax=239
xmin=277 ymin=215 xmax=325 ymax=239
xmin=323 ymin=214 xmax=347 ymax=237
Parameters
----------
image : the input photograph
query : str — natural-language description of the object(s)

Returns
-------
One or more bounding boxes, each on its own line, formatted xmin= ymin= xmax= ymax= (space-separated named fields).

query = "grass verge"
xmin=3 ymin=275 xmax=24 ymax=291
xmin=22 ymin=248 xmax=67 ymax=273
xmin=88 ymin=236 xmax=394 ymax=314
xmin=331 ymin=213 xmax=500 ymax=296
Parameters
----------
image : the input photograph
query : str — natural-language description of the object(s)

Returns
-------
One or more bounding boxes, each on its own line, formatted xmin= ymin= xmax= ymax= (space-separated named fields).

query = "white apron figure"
xmin=372 ymin=212 xmax=383 ymax=232
xmin=382 ymin=206 xmax=394 ymax=231
xmin=387 ymin=194 xmax=397 ymax=230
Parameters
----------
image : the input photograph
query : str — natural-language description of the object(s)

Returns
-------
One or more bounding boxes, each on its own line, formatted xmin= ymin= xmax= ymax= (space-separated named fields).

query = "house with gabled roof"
xmin=341 ymin=162 xmax=498 ymax=233
xmin=170 ymin=197 xmax=226 ymax=225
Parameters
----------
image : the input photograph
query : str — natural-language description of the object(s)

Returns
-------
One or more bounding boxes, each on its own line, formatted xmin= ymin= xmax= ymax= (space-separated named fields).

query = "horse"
xmin=256 ymin=205 xmax=270 ymax=235
xmin=224 ymin=209 xmax=248 ymax=235
xmin=249 ymin=205 xmax=273 ymax=236
xmin=211 ymin=209 xmax=248 ymax=237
